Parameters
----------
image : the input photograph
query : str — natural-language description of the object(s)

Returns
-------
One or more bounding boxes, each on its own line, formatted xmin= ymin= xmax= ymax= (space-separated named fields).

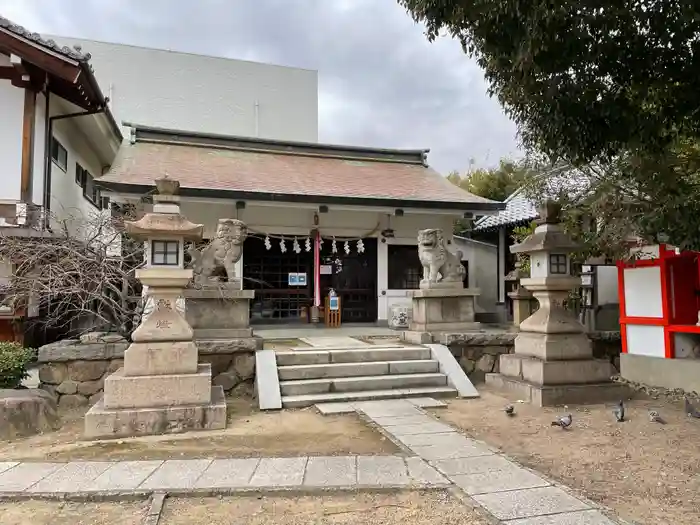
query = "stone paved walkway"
xmin=0 ymin=399 xmax=624 ymax=525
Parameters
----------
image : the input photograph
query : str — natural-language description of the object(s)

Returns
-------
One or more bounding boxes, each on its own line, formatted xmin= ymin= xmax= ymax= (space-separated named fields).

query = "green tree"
xmin=398 ymin=1 xmax=700 ymax=164
xmin=521 ymin=140 xmax=700 ymax=256
xmin=448 ymin=159 xmax=529 ymax=201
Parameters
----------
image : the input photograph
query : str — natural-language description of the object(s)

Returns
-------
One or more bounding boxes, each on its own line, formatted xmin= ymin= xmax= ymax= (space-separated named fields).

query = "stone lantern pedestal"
xmin=486 ymin=200 xmax=626 ymax=406
xmin=84 ymin=178 xmax=227 ymax=438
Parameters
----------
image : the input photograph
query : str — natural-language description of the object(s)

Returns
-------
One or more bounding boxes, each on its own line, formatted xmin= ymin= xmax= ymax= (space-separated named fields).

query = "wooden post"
xmin=20 ymin=88 xmax=37 ymax=203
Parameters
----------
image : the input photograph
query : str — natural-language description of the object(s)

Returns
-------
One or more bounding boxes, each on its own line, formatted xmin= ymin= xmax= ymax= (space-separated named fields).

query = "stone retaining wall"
xmin=445 ymin=331 xmax=622 ymax=381
xmin=37 ymin=334 xmax=261 ymax=409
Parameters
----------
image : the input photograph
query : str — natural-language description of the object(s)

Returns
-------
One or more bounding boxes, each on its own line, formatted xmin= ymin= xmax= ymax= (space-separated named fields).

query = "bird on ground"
xmin=613 ymin=400 xmax=625 ymax=422
xmin=504 ymin=404 xmax=515 ymax=417
xmin=685 ymin=397 xmax=700 ymax=418
xmin=648 ymin=410 xmax=666 ymax=424
xmin=551 ymin=414 xmax=572 ymax=429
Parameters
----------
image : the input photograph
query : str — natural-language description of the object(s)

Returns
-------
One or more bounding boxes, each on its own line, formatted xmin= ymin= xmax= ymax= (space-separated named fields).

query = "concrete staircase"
xmin=274 ymin=345 xmax=460 ymax=408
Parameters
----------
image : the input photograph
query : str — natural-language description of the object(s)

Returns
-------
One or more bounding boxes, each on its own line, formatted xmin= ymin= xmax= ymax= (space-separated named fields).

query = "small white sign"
xmin=320 ymin=265 xmax=333 ymax=275
xmin=297 ymin=272 xmax=307 ymax=286
xmin=288 ymin=273 xmax=299 ymax=286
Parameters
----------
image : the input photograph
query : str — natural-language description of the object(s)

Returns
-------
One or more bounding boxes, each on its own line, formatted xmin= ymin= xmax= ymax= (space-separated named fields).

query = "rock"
xmin=229 ymin=380 xmax=254 ymax=398
xmin=80 ymin=332 xmax=108 ymax=344
xmin=197 ymin=338 xmax=262 ymax=354
xmin=56 ymin=380 xmax=79 ymax=395
xmin=476 ymin=354 xmax=497 ymax=373
xmin=0 ymin=388 xmax=61 ymax=439
xmin=38 ymin=341 xmax=128 ymax=363
xmin=230 ymin=354 xmax=255 ymax=380
xmin=458 ymin=357 xmax=476 ymax=375
xmin=88 ymin=392 xmax=103 ymax=406
xmin=38 ymin=383 xmax=57 ymax=398
xmin=107 ymin=359 xmax=124 ymax=374
xmin=77 ymin=379 xmax=104 ymax=396
xmin=98 ymin=333 xmax=125 ymax=343
xmin=38 ymin=363 xmax=67 ymax=385
xmin=67 ymin=360 xmax=108 ymax=382
xmin=212 ymin=371 xmax=238 ymax=391
xmin=200 ymin=355 xmax=233 ymax=376
xmin=58 ymin=394 xmax=89 ymax=410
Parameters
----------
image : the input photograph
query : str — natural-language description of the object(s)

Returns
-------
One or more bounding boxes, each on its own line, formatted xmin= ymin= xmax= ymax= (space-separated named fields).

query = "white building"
xmin=101 ymin=124 xmax=503 ymax=325
xmin=46 ymin=35 xmax=319 ymax=143
xmin=0 ymin=16 xmax=122 ymax=342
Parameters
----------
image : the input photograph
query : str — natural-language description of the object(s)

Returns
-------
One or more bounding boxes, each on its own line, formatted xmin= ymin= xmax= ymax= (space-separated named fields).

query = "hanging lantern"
xmin=280 ymin=238 xmax=287 ymax=253
xmin=331 ymin=237 xmax=337 ymax=253
xmin=264 ymin=235 xmax=271 ymax=250
xmin=305 ymin=237 xmax=312 ymax=252
xmin=293 ymin=237 xmax=301 ymax=254
xmin=344 ymin=240 xmax=350 ymax=255
xmin=357 ymin=239 xmax=365 ymax=253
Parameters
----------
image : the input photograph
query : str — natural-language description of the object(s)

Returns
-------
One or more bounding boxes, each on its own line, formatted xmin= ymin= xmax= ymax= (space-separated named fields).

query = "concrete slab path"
xmin=0 ymin=398 xmax=625 ymax=525
xmin=350 ymin=399 xmax=623 ymax=525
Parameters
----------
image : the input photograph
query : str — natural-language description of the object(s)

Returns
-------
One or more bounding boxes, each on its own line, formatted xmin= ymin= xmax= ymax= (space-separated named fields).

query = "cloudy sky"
xmin=1 ymin=0 xmax=520 ymax=174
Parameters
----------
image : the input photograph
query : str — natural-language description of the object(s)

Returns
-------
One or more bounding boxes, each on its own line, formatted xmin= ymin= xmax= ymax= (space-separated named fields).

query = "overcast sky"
xmin=1 ymin=0 xmax=520 ymax=174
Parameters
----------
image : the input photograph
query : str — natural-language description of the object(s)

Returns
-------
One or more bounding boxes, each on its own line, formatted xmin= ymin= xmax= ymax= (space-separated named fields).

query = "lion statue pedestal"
xmin=402 ymin=228 xmax=481 ymax=344
xmin=183 ymin=218 xmax=256 ymax=340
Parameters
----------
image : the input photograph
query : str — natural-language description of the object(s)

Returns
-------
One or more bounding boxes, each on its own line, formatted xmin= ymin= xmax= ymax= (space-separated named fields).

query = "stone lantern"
xmin=505 ymin=260 xmax=534 ymax=326
xmin=485 ymin=199 xmax=626 ymax=406
xmin=84 ymin=177 xmax=227 ymax=438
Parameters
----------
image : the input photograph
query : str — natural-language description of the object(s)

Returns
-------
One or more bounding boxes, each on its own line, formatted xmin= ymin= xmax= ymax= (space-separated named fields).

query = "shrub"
xmin=0 ymin=342 xmax=36 ymax=389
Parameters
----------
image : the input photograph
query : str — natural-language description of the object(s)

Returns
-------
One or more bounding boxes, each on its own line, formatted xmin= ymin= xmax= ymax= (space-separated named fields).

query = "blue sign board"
xmin=329 ymin=296 xmax=340 ymax=311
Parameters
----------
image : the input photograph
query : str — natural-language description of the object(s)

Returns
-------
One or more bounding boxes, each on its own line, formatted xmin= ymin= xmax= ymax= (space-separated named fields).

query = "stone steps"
xmin=275 ymin=346 xmax=430 ymax=366
xmin=272 ymin=343 xmax=464 ymax=408
xmin=279 ymin=372 xmax=448 ymax=396
xmin=277 ymin=359 xmax=439 ymax=380
xmin=281 ymin=386 xmax=458 ymax=408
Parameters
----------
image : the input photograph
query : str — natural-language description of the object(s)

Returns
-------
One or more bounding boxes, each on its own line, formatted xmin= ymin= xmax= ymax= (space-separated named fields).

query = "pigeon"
xmin=551 ymin=414 xmax=572 ymax=429
xmin=685 ymin=397 xmax=700 ymax=418
xmin=648 ymin=410 xmax=666 ymax=424
xmin=504 ymin=404 xmax=515 ymax=417
xmin=613 ymin=400 xmax=625 ymax=422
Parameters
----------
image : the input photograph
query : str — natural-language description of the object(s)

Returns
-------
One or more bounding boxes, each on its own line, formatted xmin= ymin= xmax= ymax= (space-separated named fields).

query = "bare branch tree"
xmin=0 ymin=205 xmax=145 ymax=339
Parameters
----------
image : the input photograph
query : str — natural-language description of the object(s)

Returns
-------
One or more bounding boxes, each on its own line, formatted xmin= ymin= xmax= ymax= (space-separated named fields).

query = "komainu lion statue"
xmin=188 ymin=218 xmax=247 ymax=287
xmin=417 ymin=228 xmax=465 ymax=286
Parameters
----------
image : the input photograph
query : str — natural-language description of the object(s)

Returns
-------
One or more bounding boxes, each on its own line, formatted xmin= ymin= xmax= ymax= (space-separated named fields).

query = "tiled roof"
xmin=472 ymin=188 xmax=538 ymax=231
xmin=99 ymin=125 xmax=504 ymax=211
xmin=0 ymin=15 xmax=89 ymax=62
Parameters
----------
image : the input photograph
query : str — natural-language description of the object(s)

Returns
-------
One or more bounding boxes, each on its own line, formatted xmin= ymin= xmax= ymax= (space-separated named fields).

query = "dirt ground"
xmin=0 ymin=398 xmax=398 ymax=462
xmin=0 ymin=500 xmax=148 ymax=525
xmin=432 ymin=388 xmax=700 ymax=525
xmin=160 ymin=491 xmax=489 ymax=525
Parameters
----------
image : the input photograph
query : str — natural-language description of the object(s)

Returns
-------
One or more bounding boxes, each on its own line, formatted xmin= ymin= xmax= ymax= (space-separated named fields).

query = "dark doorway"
xmin=320 ymin=238 xmax=377 ymax=323
xmin=243 ymin=236 xmax=313 ymax=324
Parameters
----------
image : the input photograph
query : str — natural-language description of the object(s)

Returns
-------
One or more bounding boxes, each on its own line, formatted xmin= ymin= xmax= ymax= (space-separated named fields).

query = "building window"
xmin=82 ymin=170 xmax=102 ymax=209
xmin=151 ymin=240 xmax=179 ymax=266
xmin=388 ymin=245 xmax=422 ymax=289
xmin=549 ymin=254 xmax=568 ymax=274
xmin=50 ymin=137 xmax=67 ymax=171
xmin=75 ymin=163 xmax=87 ymax=186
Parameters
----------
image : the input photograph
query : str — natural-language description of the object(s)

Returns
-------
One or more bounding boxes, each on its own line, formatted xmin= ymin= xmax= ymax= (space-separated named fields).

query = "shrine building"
xmin=99 ymin=124 xmax=504 ymax=325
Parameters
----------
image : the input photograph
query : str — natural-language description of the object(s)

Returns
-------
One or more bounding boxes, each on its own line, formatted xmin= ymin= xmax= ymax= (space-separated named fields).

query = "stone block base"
xmin=409 ymin=288 xmax=480 ymax=333
xmin=84 ymin=386 xmax=227 ymax=439
xmin=103 ymin=364 xmax=213 ymax=409
xmin=499 ymin=354 xmax=613 ymax=385
xmin=185 ymin=288 xmax=254 ymax=340
xmin=485 ymin=373 xmax=629 ymax=407
xmin=514 ymin=331 xmax=592 ymax=361
xmin=123 ymin=340 xmax=198 ymax=376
